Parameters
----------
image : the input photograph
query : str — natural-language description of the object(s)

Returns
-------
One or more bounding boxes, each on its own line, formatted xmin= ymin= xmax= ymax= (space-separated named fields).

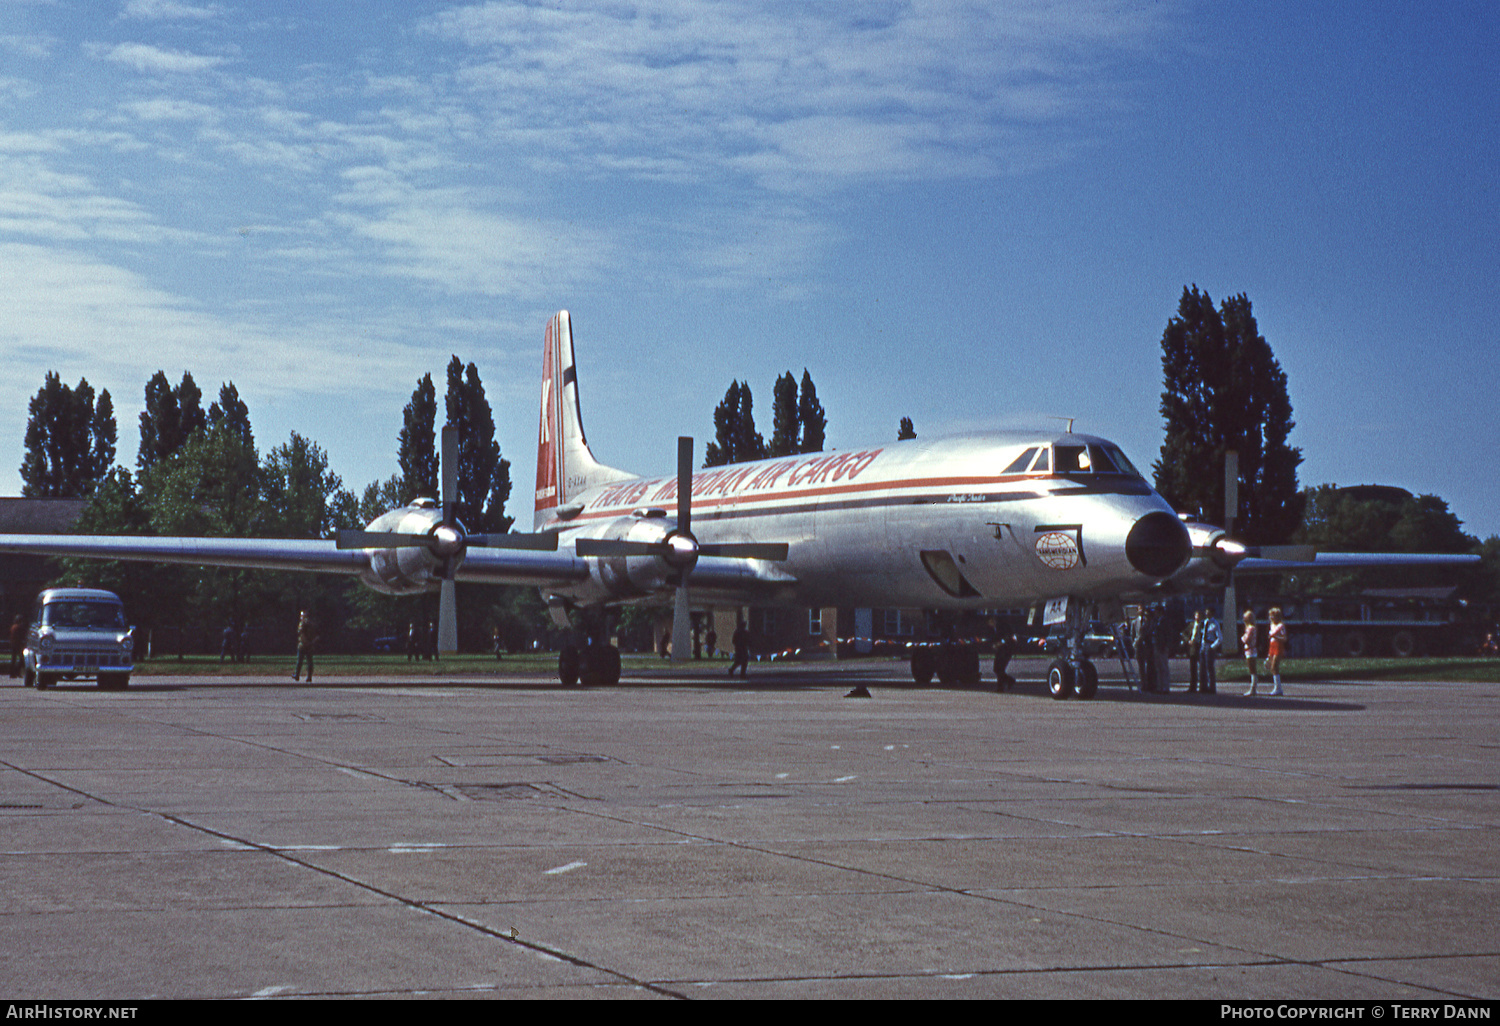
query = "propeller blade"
xmin=1222 ymin=576 xmax=1238 ymax=656
xmin=466 ymin=532 xmax=559 ymax=551
xmin=337 ymin=530 xmax=434 ymax=550
xmin=441 ymin=425 xmax=457 ymax=527
xmin=575 ymin=538 xmax=667 ymax=558
xmin=438 ymin=577 xmax=457 ymax=655
xmin=677 ymin=436 xmax=692 ymax=538
xmin=1251 ymin=544 xmax=1317 ymax=562
xmin=671 ymin=584 xmax=692 ymax=663
xmin=698 ymin=542 xmax=790 ymax=561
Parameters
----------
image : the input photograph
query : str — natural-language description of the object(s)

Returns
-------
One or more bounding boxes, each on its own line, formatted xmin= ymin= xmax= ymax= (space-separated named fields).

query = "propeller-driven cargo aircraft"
xmin=0 ymin=311 xmax=1478 ymax=697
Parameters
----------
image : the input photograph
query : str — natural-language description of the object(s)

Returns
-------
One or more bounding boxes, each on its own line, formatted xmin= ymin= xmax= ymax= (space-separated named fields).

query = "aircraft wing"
xmin=455 ymin=546 xmax=795 ymax=594
xmin=0 ymin=533 xmax=591 ymax=590
xmin=452 ymin=545 xmax=589 ymax=587
xmin=1235 ymin=552 xmax=1481 ymax=574
xmin=0 ymin=534 xmax=366 ymax=575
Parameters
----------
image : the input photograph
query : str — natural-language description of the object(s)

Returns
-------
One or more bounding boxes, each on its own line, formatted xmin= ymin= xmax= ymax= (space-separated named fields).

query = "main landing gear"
xmin=908 ymin=611 xmax=985 ymax=687
xmin=556 ymin=608 xmax=621 ymax=687
xmin=909 ymin=644 xmax=982 ymax=687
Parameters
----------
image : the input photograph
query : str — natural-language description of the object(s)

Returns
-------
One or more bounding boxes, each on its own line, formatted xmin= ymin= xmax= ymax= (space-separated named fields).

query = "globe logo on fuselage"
xmin=1035 ymin=532 xmax=1080 ymax=570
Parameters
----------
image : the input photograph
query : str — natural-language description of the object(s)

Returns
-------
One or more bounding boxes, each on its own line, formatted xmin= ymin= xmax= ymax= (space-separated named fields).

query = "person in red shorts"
xmin=1266 ymin=607 xmax=1287 ymax=697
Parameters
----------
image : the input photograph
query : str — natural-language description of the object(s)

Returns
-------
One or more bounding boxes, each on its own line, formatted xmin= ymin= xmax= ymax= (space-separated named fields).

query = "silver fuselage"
xmin=536 ymin=431 xmax=1186 ymax=611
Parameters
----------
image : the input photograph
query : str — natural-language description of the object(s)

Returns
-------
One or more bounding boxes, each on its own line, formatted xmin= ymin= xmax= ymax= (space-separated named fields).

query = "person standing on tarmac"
xmin=1200 ymin=612 xmax=1222 ymax=693
xmin=1242 ymin=610 xmax=1260 ymax=696
xmin=729 ymin=618 xmax=750 ymax=677
xmin=1186 ymin=610 xmax=1204 ymax=693
xmin=1266 ymin=607 xmax=1287 ymax=696
xmin=294 ymin=611 xmax=318 ymax=683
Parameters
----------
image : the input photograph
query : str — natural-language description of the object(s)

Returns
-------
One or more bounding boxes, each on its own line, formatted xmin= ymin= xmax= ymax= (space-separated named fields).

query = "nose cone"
xmin=1126 ymin=512 xmax=1192 ymax=579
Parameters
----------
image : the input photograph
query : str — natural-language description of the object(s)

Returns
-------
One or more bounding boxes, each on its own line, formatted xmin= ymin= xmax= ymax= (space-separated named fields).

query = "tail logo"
xmin=535 ymin=319 xmax=559 ymax=511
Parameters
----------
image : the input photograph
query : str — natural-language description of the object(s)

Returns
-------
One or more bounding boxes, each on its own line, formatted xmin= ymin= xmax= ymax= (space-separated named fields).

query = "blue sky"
xmin=3 ymin=1 xmax=1496 ymax=539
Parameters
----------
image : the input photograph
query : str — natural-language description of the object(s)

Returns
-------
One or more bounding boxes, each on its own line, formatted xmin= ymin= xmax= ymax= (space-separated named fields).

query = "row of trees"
xmin=704 ymin=371 xmax=826 ymax=466
xmin=20 ymin=358 xmax=528 ymax=653
xmin=1155 ymin=285 xmax=1495 ymax=602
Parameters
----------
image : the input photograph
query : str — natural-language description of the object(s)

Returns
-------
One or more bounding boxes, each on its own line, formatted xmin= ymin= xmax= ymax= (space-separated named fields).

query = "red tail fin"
xmin=534 ymin=311 xmax=635 ymax=529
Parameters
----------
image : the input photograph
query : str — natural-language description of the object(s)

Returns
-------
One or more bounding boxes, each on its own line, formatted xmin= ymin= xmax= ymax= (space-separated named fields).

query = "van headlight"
xmin=121 ymin=631 xmax=135 ymax=660
xmin=37 ymin=629 xmax=54 ymax=653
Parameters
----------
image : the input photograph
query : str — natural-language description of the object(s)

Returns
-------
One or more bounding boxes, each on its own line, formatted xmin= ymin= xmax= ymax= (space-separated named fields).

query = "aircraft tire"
xmin=558 ymin=646 xmax=581 ymax=687
xmin=961 ymin=648 xmax=981 ymax=686
xmin=910 ymin=649 xmax=935 ymax=686
xmin=1390 ymin=630 xmax=1417 ymax=658
xmin=1341 ymin=631 xmax=1368 ymax=658
xmin=1076 ymin=661 xmax=1098 ymax=700
xmin=1047 ymin=660 xmax=1075 ymax=700
xmin=580 ymin=646 xmax=621 ymax=687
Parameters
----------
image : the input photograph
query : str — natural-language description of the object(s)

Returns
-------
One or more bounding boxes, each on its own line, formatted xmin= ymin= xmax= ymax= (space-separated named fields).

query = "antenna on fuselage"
xmin=1047 ymin=416 xmax=1076 ymax=433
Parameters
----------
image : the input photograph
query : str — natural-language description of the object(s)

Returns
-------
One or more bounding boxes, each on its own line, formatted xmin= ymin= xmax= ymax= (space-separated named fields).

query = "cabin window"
xmin=1030 ymin=447 xmax=1050 ymax=472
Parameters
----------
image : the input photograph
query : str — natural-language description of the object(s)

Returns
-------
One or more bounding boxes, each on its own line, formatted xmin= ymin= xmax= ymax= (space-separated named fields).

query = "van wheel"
xmin=98 ymin=674 xmax=129 ymax=690
xmin=36 ymin=673 xmax=55 ymax=690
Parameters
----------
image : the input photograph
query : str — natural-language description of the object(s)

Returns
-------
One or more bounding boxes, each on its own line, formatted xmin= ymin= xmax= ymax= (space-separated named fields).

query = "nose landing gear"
xmin=1047 ymin=598 xmax=1098 ymax=700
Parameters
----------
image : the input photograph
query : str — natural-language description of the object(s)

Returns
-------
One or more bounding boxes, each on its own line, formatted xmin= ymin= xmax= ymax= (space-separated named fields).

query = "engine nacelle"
xmin=1161 ymin=519 xmax=1242 ymax=592
xmin=354 ymin=499 xmax=460 ymax=596
xmin=581 ymin=511 xmax=684 ymax=600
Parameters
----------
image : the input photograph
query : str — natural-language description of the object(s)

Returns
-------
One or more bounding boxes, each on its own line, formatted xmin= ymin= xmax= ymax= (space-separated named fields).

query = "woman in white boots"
xmin=1265 ymin=607 xmax=1287 ymax=696
xmin=1242 ymin=610 xmax=1259 ymax=696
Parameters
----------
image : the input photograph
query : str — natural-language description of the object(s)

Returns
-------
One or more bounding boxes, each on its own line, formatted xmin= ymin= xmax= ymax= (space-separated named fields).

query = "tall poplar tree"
xmin=1154 ymin=286 xmax=1303 ymax=544
xmin=21 ymin=373 xmax=117 ymax=497
xmin=769 ymin=372 xmax=800 ymax=457
xmin=704 ymin=381 xmax=766 ymax=466
xmin=445 ymin=356 xmax=512 ymax=534
xmin=138 ymin=371 xmax=206 ymax=471
xmin=797 ymin=370 xmax=825 ymax=454
xmin=397 ymin=374 xmax=439 ymax=501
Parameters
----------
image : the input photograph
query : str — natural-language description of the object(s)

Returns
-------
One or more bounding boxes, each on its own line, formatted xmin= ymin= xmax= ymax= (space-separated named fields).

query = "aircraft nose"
xmin=1126 ymin=511 xmax=1192 ymax=578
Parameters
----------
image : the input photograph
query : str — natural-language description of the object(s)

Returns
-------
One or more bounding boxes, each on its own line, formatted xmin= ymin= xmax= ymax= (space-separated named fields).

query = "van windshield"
xmin=43 ymin=602 xmax=127 ymax=629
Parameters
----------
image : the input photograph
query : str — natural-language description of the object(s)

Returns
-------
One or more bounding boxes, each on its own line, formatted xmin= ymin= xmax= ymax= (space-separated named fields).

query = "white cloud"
xmin=426 ymin=0 xmax=1175 ymax=191
xmin=120 ymin=0 xmax=219 ymax=22
xmin=97 ymin=41 xmax=227 ymax=74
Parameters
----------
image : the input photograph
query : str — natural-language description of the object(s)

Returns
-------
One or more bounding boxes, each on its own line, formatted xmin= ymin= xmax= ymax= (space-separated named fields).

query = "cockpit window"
xmin=1102 ymin=443 xmax=1142 ymax=477
xmin=1052 ymin=443 xmax=1144 ymax=477
xmin=1002 ymin=447 xmax=1040 ymax=474
xmin=1031 ymin=447 xmax=1049 ymax=472
xmin=1054 ymin=445 xmax=1090 ymax=473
